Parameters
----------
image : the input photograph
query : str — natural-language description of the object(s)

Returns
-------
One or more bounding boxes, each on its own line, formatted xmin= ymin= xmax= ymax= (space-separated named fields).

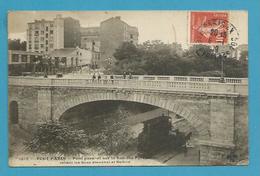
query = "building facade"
xmin=26 ymin=15 xmax=138 ymax=69
xmin=8 ymin=50 xmax=43 ymax=75
xmin=80 ymin=16 xmax=139 ymax=68
xmin=48 ymin=47 xmax=100 ymax=69
xmin=99 ymin=16 xmax=138 ymax=66
xmin=80 ymin=27 xmax=100 ymax=52
xmin=26 ymin=15 xmax=81 ymax=54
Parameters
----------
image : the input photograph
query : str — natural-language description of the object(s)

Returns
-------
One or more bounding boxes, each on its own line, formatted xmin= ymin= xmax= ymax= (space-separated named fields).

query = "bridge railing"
xmin=101 ymin=75 xmax=248 ymax=84
xmin=9 ymin=76 xmax=248 ymax=96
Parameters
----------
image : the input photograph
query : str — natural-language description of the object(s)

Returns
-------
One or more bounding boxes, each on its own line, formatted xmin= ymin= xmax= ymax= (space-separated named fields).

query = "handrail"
xmin=8 ymin=76 xmax=248 ymax=96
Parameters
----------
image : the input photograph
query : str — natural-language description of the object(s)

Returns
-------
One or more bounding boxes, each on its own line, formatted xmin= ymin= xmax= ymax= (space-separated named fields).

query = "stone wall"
xmin=8 ymin=85 xmax=248 ymax=165
xmin=234 ymin=97 xmax=248 ymax=162
xmin=199 ymin=144 xmax=233 ymax=165
xmin=209 ymin=97 xmax=235 ymax=144
xmin=8 ymin=86 xmax=38 ymax=129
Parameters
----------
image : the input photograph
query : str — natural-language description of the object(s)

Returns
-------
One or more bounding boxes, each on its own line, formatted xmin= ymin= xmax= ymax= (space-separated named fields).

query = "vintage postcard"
xmin=8 ymin=11 xmax=248 ymax=166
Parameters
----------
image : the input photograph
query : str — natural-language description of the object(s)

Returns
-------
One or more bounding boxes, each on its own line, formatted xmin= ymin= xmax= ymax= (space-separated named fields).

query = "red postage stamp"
xmin=190 ymin=11 xmax=229 ymax=44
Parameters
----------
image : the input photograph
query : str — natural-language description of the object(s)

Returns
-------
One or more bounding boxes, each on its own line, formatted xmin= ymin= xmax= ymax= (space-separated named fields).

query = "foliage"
xmin=8 ymin=39 xmax=26 ymax=51
xmin=240 ymin=50 xmax=248 ymax=61
xmin=26 ymin=122 xmax=88 ymax=154
xmin=88 ymin=111 xmax=136 ymax=155
xmin=110 ymin=41 xmax=248 ymax=78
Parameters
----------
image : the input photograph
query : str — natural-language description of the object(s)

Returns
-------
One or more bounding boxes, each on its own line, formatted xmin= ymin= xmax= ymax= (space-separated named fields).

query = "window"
xmin=130 ymin=34 xmax=133 ymax=39
xmin=21 ymin=55 xmax=28 ymax=62
xmin=46 ymin=40 xmax=48 ymax=45
xmin=29 ymin=44 xmax=32 ymax=49
xmin=35 ymin=37 xmax=39 ymax=42
xmin=34 ymin=44 xmax=39 ymax=50
xmin=41 ymin=31 xmax=44 ymax=35
xmin=41 ymin=37 xmax=44 ymax=41
xmin=46 ymin=26 xmax=48 ymax=31
xmin=46 ymin=33 xmax=48 ymax=38
xmin=50 ymin=23 xmax=54 ymax=27
xmin=49 ymin=44 xmax=54 ymax=48
xmin=46 ymin=47 xmax=48 ymax=52
xmin=50 ymin=30 xmax=53 ymax=34
xmin=34 ymin=31 xmax=39 ymax=36
xmin=11 ymin=54 xmax=19 ymax=62
xmin=49 ymin=36 xmax=54 ymax=41
xmin=40 ymin=44 xmax=44 ymax=48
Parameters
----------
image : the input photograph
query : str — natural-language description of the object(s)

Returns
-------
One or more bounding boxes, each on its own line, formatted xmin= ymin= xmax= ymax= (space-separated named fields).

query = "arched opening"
xmin=60 ymin=100 xmax=158 ymax=134
xmin=9 ymin=101 xmax=19 ymax=124
xmin=59 ymin=100 xmax=200 ymax=165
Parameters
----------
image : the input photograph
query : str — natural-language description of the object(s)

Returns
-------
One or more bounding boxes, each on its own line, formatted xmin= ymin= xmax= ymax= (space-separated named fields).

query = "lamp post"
xmin=214 ymin=46 xmax=228 ymax=83
xmin=220 ymin=54 xmax=224 ymax=82
xmin=219 ymin=51 xmax=230 ymax=83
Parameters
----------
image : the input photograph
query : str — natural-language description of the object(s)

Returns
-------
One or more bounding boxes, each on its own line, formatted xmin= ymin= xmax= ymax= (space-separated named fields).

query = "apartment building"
xmin=80 ymin=16 xmax=139 ymax=67
xmin=26 ymin=15 xmax=80 ymax=54
xmin=26 ymin=15 xmax=138 ymax=69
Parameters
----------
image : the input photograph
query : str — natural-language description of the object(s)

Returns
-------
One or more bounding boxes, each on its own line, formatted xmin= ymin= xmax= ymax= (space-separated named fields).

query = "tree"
xmin=26 ymin=122 xmax=88 ymax=154
xmin=110 ymin=41 xmax=247 ymax=78
xmin=240 ymin=50 xmax=248 ymax=61
xmin=8 ymin=39 xmax=26 ymax=51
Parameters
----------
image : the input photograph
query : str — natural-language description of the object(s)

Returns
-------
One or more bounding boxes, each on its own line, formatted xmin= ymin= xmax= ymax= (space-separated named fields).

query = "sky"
xmin=8 ymin=11 xmax=248 ymax=49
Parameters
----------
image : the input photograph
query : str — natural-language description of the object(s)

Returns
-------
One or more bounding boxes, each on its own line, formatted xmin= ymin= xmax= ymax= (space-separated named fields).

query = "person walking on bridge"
xmin=128 ymin=72 xmax=133 ymax=79
xmin=110 ymin=74 xmax=114 ymax=84
xmin=98 ymin=73 xmax=101 ymax=82
xmin=92 ymin=73 xmax=96 ymax=82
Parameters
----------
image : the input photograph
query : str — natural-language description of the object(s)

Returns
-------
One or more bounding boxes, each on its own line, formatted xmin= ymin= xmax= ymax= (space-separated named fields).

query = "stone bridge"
xmin=8 ymin=75 xmax=248 ymax=165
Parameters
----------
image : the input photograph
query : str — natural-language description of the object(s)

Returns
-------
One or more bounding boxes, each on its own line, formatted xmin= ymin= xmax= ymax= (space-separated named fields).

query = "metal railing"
xmin=8 ymin=76 xmax=248 ymax=96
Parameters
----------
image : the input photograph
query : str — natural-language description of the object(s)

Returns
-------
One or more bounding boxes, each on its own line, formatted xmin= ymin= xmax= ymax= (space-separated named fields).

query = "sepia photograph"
xmin=8 ymin=11 xmax=248 ymax=166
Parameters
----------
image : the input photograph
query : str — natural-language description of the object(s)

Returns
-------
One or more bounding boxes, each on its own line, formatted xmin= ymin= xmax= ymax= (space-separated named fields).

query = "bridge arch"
xmin=53 ymin=91 xmax=210 ymax=139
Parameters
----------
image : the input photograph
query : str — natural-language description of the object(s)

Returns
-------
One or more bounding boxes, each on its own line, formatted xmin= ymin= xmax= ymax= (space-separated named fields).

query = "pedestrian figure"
xmin=98 ymin=73 xmax=101 ymax=82
xmin=128 ymin=73 xmax=133 ymax=79
xmin=92 ymin=73 xmax=96 ymax=82
xmin=110 ymin=75 xmax=114 ymax=84
xmin=123 ymin=72 xmax=126 ymax=79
